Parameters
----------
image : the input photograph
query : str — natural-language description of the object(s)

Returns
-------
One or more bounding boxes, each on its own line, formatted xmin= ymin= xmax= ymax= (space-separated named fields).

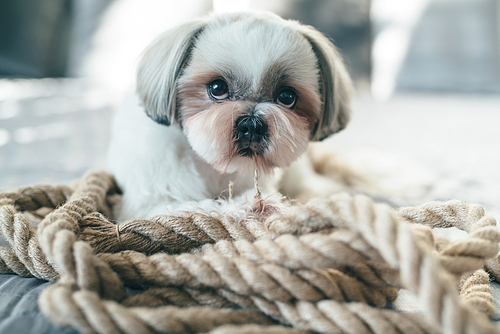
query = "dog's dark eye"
xmin=276 ymin=89 xmax=297 ymax=108
xmin=208 ymin=79 xmax=229 ymax=100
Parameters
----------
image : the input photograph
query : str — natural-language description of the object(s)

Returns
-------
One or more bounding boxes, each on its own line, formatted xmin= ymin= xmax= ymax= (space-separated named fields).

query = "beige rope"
xmin=398 ymin=199 xmax=487 ymax=231
xmin=0 ymin=247 xmax=34 ymax=277
xmin=267 ymin=193 xmax=500 ymax=277
xmin=39 ymin=280 xmax=432 ymax=334
xmin=0 ymin=179 xmax=273 ymax=278
xmin=0 ymin=184 xmax=72 ymax=211
xmin=35 ymin=171 xmax=127 ymax=301
xmin=1 ymin=171 xmax=500 ymax=333
xmin=79 ymin=210 xmax=271 ymax=254
xmin=207 ymin=324 xmax=310 ymax=334
xmin=97 ymin=230 xmax=398 ymax=306
xmin=122 ymin=287 xmax=238 ymax=308
xmin=420 ymin=229 xmax=497 ymax=318
xmin=267 ymin=193 xmax=500 ymax=333
xmin=38 ymin=282 xmax=272 ymax=334
xmin=459 ymin=269 xmax=496 ymax=317
xmin=0 ymin=204 xmax=58 ymax=280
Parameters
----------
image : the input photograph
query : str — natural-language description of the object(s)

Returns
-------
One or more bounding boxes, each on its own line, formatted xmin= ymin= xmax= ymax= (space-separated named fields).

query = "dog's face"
xmin=137 ymin=12 xmax=352 ymax=175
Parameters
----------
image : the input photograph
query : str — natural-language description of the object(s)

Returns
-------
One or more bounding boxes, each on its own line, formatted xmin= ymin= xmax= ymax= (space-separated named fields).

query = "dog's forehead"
xmin=188 ymin=17 xmax=320 ymax=92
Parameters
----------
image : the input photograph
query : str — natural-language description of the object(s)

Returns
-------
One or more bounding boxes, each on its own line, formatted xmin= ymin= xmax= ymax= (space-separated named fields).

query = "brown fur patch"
xmin=182 ymin=100 xmax=310 ymax=175
xmin=291 ymin=81 xmax=322 ymax=131
xmin=177 ymin=67 xmax=318 ymax=175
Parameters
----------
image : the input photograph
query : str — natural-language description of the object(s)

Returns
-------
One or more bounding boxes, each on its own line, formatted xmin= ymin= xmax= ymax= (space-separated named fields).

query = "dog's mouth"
xmin=238 ymin=147 xmax=254 ymax=157
xmin=236 ymin=142 xmax=267 ymax=157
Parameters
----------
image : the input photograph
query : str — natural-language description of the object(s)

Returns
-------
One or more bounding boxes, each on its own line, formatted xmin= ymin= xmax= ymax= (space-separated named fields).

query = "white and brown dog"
xmin=108 ymin=11 xmax=353 ymax=221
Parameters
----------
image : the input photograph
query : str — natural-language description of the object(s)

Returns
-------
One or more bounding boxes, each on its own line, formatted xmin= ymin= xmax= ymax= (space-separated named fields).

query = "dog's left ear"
xmin=295 ymin=24 xmax=354 ymax=141
xmin=136 ymin=20 xmax=207 ymax=126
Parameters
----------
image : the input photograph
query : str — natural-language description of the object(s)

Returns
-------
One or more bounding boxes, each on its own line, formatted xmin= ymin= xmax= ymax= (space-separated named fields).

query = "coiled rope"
xmin=1 ymin=170 xmax=499 ymax=333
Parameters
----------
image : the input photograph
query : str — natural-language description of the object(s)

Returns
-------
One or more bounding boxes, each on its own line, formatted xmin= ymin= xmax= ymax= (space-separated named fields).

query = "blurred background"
xmin=0 ymin=0 xmax=499 ymax=217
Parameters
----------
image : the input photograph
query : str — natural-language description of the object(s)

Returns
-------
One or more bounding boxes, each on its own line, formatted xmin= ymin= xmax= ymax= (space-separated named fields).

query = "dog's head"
xmin=137 ymin=11 xmax=352 ymax=174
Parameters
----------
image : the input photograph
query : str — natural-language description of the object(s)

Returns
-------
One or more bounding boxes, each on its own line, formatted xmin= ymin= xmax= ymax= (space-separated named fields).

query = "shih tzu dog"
xmin=108 ymin=11 xmax=353 ymax=221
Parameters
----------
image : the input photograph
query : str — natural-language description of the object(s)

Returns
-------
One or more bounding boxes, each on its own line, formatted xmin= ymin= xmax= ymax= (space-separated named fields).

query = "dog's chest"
xmin=192 ymin=155 xmax=254 ymax=199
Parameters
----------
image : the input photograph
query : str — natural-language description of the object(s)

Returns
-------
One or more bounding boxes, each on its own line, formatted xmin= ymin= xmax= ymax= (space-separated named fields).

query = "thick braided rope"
xmin=119 ymin=283 xmax=434 ymax=333
xmin=266 ymin=193 xmax=500 ymax=333
xmin=197 ymin=231 xmax=399 ymax=290
xmin=4 ymin=179 xmax=494 ymax=281
xmin=268 ymin=194 xmax=500 ymax=278
xmin=419 ymin=231 xmax=497 ymax=317
xmin=0 ymin=204 xmax=58 ymax=279
xmin=207 ymin=324 xmax=310 ymax=334
xmin=79 ymin=209 xmax=272 ymax=255
xmin=0 ymin=210 xmax=271 ymax=279
xmin=2 ymin=172 xmax=500 ymax=333
xmin=36 ymin=171 xmax=127 ymax=301
xmin=0 ymin=184 xmax=72 ymax=211
xmin=277 ymin=300 xmax=436 ymax=334
xmin=459 ymin=269 xmax=496 ymax=317
xmin=40 ymin=280 xmax=433 ymax=334
xmin=0 ymin=183 xmax=72 ymax=279
xmin=38 ymin=282 xmax=272 ymax=334
xmin=398 ymin=200 xmax=500 ymax=282
xmin=44 ymin=189 xmax=500 ymax=332
xmin=0 ymin=210 xmax=275 ymax=279
xmin=123 ymin=288 xmax=434 ymax=334
xmin=30 ymin=172 xmax=280 ymax=333
xmin=398 ymin=200 xmax=500 ymax=275
xmin=0 ymin=174 xmax=274 ymax=279
xmin=97 ymin=232 xmax=398 ymax=308
xmin=20 ymin=176 xmax=386 ymax=332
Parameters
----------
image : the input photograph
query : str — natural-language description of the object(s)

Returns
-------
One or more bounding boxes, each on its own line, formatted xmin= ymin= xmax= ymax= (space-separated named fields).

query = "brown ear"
xmin=295 ymin=24 xmax=353 ymax=141
xmin=136 ymin=20 xmax=207 ymax=126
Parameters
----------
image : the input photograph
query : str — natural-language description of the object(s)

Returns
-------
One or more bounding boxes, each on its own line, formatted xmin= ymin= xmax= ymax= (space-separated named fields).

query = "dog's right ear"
xmin=136 ymin=20 xmax=207 ymax=126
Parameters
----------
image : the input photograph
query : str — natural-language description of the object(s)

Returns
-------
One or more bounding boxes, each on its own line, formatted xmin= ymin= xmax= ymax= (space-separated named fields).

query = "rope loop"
xmin=1 ymin=170 xmax=499 ymax=333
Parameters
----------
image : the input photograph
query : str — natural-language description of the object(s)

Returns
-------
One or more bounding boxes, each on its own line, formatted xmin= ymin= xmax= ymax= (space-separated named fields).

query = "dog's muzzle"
xmin=234 ymin=115 xmax=268 ymax=157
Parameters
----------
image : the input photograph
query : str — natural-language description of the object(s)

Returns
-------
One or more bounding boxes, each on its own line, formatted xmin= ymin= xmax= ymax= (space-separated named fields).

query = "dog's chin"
xmin=182 ymin=102 xmax=311 ymax=176
xmin=190 ymin=143 xmax=307 ymax=176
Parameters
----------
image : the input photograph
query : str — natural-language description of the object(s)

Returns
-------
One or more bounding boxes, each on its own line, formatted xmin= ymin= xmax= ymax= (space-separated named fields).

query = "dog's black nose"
xmin=235 ymin=116 xmax=268 ymax=141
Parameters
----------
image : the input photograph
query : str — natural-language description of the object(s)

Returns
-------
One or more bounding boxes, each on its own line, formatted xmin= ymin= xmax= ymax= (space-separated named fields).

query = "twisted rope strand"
xmin=40 ymin=278 xmax=432 ymax=334
xmin=196 ymin=232 xmax=398 ymax=288
xmin=35 ymin=171 xmax=127 ymax=301
xmin=397 ymin=200 xmax=487 ymax=231
xmin=399 ymin=200 xmax=500 ymax=276
xmin=273 ymin=300 xmax=436 ymax=334
xmin=39 ymin=282 xmax=273 ymax=334
xmin=0 ymin=184 xmax=73 ymax=211
xmin=268 ymin=193 xmax=500 ymax=277
xmin=0 ymin=204 xmax=58 ymax=279
xmin=0 ymin=247 xmax=33 ymax=276
xmin=122 ymin=287 xmax=237 ymax=309
xmin=79 ymin=210 xmax=270 ymax=255
xmin=0 ymin=174 xmax=274 ymax=279
xmin=2 ymin=171 xmax=499 ymax=333
xmin=459 ymin=269 xmax=496 ymax=317
xmin=267 ymin=193 xmax=500 ymax=333
xmin=207 ymin=324 xmax=310 ymax=334
xmin=98 ymin=234 xmax=397 ymax=308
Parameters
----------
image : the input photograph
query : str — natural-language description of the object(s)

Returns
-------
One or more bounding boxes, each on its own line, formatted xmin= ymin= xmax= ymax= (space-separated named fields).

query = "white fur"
xmin=182 ymin=13 xmax=320 ymax=96
xmin=108 ymin=11 xmax=352 ymax=221
xmin=108 ymin=93 xmax=254 ymax=220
